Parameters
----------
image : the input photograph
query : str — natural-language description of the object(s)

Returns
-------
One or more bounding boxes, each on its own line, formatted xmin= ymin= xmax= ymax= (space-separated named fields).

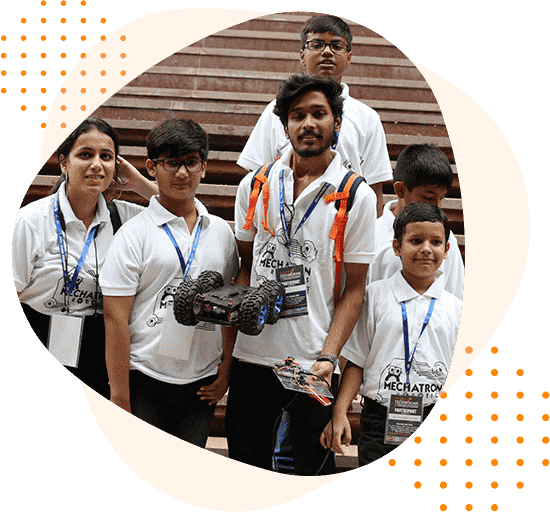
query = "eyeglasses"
xmin=152 ymin=158 xmax=204 ymax=174
xmin=302 ymin=39 xmax=350 ymax=54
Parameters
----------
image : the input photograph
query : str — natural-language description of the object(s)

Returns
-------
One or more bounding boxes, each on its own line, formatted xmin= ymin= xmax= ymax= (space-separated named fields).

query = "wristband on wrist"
xmin=316 ymin=353 xmax=338 ymax=366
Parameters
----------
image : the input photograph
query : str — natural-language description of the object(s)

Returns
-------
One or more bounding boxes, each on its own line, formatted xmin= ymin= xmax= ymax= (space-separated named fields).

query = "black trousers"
xmin=129 ymin=370 xmax=217 ymax=447
xmin=225 ymin=359 xmax=336 ymax=476
xmin=358 ymin=397 xmax=434 ymax=466
xmin=21 ymin=303 xmax=110 ymax=398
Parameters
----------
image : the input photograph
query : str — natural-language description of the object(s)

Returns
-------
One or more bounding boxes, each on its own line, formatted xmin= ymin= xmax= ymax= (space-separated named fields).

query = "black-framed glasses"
xmin=152 ymin=158 xmax=204 ymax=174
xmin=302 ymin=39 xmax=350 ymax=54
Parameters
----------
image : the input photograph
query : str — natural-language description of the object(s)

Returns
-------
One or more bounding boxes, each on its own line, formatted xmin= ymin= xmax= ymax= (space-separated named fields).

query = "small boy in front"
xmin=100 ymin=119 xmax=238 ymax=447
xmin=320 ymin=202 xmax=461 ymax=465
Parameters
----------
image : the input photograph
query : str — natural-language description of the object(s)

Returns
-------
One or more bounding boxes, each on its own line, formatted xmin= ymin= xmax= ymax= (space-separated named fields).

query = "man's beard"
xmin=290 ymin=126 xmax=338 ymax=158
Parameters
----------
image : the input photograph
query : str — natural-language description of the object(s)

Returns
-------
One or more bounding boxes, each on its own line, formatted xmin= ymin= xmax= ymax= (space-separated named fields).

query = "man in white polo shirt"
xmin=226 ymin=74 xmax=376 ymax=475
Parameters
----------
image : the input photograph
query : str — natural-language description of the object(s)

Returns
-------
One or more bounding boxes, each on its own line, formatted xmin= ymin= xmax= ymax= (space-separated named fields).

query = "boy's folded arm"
xmin=103 ymin=294 xmax=135 ymax=413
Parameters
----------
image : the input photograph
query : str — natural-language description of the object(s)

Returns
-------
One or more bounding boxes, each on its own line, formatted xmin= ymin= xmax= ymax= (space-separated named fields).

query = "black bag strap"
xmin=249 ymin=160 xmax=278 ymax=193
xmin=54 ymin=198 xmax=122 ymax=236
xmin=333 ymin=170 xmax=366 ymax=212
xmin=106 ymin=200 xmax=122 ymax=235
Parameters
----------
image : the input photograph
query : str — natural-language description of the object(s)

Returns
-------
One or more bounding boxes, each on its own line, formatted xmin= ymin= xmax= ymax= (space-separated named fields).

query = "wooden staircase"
xmin=29 ymin=12 xmax=463 ymax=258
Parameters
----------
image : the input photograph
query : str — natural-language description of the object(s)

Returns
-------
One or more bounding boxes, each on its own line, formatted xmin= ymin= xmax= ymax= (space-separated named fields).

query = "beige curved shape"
xmin=40 ymin=8 xmax=529 ymax=511
xmin=417 ymin=62 xmax=530 ymax=390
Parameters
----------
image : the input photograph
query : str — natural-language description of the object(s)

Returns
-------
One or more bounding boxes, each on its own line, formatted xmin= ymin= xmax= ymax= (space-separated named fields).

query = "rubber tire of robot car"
xmin=173 ymin=277 xmax=201 ymax=326
xmin=238 ymin=289 xmax=270 ymax=336
xmin=197 ymin=270 xmax=225 ymax=293
xmin=259 ymin=280 xmax=286 ymax=324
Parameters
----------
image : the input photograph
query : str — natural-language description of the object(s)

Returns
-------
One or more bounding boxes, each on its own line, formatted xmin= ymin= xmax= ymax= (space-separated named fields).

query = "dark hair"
xmin=393 ymin=201 xmax=450 ymax=244
xmin=146 ymin=119 xmax=209 ymax=161
xmin=52 ymin=117 xmax=119 ymax=194
xmin=273 ymin=73 xmax=344 ymax=128
xmin=57 ymin=117 xmax=119 ymax=161
xmin=300 ymin=14 xmax=353 ymax=49
xmin=393 ymin=144 xmax=453 ymax=192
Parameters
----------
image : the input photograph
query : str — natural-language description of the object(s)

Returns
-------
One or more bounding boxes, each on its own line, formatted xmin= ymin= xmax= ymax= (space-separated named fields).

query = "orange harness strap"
xmin=325 ymin=173 xmax=362 ymax=303
xmin=245 ymin=164 xmax=362 ymax=305
xmin=243 ymin=161 xmax=277 ymax=236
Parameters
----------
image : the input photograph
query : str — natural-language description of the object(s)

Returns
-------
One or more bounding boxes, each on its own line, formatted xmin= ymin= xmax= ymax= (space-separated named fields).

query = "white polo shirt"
xmin=368 ymin=199 xmax=465 ymax=299
xmin=13 ymin=182 xmax=144 ymax=315
xmin=342 ymin=271 xmax=461 ymax=406
xmin=236 ymin=83 xmax=392 ymax=187
xmin=233 ymin=148 xmax=377 ymax=369
xmin=99 ymin=196 xmax=239 ymax=384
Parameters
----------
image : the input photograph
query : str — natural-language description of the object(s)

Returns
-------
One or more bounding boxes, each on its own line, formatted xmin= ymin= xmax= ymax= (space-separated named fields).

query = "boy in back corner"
xmin=369 ymin=143 xmax=464 ymax=299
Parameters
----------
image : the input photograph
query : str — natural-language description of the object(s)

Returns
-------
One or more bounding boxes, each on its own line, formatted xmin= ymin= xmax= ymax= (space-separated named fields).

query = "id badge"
xmin=276 ymin=264 xmax=308 ymax=318
xmin=47 ymin=313 xmax=84 ymax=368
xmin=384 ymin=394 xmax=424 ymax=445
xmin=157 ymin=305 xmax=195 ymax=361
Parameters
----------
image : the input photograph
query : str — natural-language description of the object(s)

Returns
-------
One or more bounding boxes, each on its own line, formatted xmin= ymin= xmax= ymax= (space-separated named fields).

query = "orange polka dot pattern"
xmin=0 ymin=2 xmax=124 ymax=130
xmin=384 ymin=342 xmax=547 ymax=511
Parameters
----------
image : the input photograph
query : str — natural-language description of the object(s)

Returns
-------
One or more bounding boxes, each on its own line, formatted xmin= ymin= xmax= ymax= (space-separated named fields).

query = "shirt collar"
xmin=146 ymin=195 xmax=211 ymax=229
xmin=383 ymin=199 xmax=397 ymax=217
xmin=340 ymin=82 xmax=350 ymax=100
xmin=279 ymin=147 xmax=346 ymax=190
xmin=56 ymin=181 xmax=110 ymax=227
xmin=379 ymin=199 xmax=397 ymax=232
xmin=391 ymin=269 xmax=444 ymax=302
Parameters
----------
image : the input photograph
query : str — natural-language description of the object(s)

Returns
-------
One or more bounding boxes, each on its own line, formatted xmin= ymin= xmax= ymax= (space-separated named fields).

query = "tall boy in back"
xmin=320 ymin=202 xmax=461 ymax=465
xmin=369 ymin=143 xmax=464 ymax=299
xmin=237 ymin=14 xmax=391 ymax=217
xmin=100 ymin=119 xmax=238 ymax=447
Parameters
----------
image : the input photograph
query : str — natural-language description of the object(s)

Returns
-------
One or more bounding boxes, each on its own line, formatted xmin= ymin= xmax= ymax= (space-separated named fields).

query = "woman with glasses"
xmin=13 ymin=118 xmax=157 ymax=398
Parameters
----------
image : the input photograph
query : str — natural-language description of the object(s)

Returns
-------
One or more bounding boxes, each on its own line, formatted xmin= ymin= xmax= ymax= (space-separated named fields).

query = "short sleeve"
xmin=236 ymin=101 xmax=287 ymax=171
xmin=12 ymin=212 xmax=39 ymax=292
xmin=234 ymin=172 xmax=256 ymax=242
xmin=359 ymin=114 xmax=392 ymax=185
xmin=342 ymin=182 xmax=377 ymax=264
xmin=443 ymin=233 xmax=465 ymax=299
xmin=99 ymin=224 xmax=143 ymax=296
xmin=341 ymin=294 xmax=369 ymax=368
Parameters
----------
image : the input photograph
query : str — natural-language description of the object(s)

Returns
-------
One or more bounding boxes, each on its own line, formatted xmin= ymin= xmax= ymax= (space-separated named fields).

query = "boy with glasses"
xmin=100 ymin=119 xmax=238 ymax=447
xmin=237 ymin=14 xmax=392 ymax=217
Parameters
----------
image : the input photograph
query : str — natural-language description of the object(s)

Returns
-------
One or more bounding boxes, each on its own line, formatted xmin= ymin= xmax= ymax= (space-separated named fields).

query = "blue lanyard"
xmin=401 ymin=297 xmax=436 ymax=384
xmin=278 ymin=168 xmax=330 ymax=256
xmin=162 ymin=217 xmax=203 ymax=281
xmin=53 ymin=198 xmax=98 ymax=298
